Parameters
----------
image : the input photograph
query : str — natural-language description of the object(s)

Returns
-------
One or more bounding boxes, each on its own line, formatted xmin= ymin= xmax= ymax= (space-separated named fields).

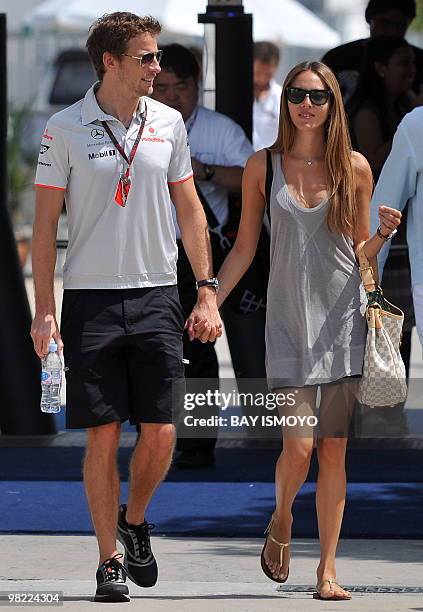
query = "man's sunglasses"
xmin=286 ymin=87 xmax=332 ymax=106
xmin=121 ymin=50 xmax=163 ymax=66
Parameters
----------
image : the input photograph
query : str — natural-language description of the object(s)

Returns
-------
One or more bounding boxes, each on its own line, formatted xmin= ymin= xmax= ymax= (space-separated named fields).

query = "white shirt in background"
xmin=253 ymin=79 xmax=282 ymax=151
xmin=172 ymin=105 xmax=254 ymax=239
xmin=370 ymin=106 xmax=423 ymax=349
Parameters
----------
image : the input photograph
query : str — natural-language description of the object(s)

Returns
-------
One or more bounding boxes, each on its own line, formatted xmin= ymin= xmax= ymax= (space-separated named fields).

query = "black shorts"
xmin=60 ymin=286 xmax=185 ymax=429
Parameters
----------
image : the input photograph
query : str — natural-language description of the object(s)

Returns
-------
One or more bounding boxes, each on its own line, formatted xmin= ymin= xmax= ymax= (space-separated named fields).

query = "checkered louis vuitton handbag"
xmin=356 ymin=244 xmax=407 ymax=407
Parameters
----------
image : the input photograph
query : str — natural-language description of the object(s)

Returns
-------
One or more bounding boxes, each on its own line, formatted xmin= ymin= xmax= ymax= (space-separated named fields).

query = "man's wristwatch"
xmin=203 ymin=163 xmax=215 ymax=181
xmin=196 ymin=277 xmax=219 ymax=292
xmin=377 ymin=225 xmax=397 ymax=241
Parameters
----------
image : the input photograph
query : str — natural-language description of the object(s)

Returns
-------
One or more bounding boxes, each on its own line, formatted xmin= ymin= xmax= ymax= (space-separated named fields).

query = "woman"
xmin=347 ymin=36 xmax=417 ymax=180
xmin=214 ymin=61 xmax=401 ymax=600
xmin=347 ymin=36 xmax=417 ymax=385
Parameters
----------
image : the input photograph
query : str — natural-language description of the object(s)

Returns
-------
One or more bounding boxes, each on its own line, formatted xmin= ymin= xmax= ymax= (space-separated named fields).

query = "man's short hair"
xmin=86 ymin=12 xmax=161 ymax=80
xmin=253 ymin=41 xmax=280 ymax=65
xmin=365 ymin=0 xmax=416 ymax=23
xmin=159 ymin=44 xmax=200 ymax=82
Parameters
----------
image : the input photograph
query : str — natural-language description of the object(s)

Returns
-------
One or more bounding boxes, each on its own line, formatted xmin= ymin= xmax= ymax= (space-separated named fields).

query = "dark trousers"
xmin=176 ymin=242 xmax=219 ymax=454
xmin=176 ymin=240 xmax=267 ymax=453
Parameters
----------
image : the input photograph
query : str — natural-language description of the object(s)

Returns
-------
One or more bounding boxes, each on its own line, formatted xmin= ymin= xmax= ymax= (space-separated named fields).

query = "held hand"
xmin=185 ymin=291 xmax=223 ymax=343
xmin=378 ymin=205 xmax=402 ymax=235
xmin=31 ymin=313 xmax=63 ymax=359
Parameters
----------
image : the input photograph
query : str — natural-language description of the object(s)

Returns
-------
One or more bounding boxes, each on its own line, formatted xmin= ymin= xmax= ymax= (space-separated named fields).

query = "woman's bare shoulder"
xmin=245 ymin=148 xmax=267 ymax=171
xmin=351 ymin=150 xmax=373 ymax=185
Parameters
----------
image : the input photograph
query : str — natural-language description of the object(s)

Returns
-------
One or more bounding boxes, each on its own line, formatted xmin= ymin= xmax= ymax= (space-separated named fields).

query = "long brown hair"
xmin=270 ymin=61 xmax=357 ymax=237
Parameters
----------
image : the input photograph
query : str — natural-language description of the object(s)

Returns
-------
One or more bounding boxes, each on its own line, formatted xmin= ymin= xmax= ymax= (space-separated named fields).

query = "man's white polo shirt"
xmin=35 ymin=83 xmax=193 ymax=289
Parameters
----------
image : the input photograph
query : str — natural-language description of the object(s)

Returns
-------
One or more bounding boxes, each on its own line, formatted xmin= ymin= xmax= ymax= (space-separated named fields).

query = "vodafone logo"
xmin=142 ymin=125 xmax=164 ymax=144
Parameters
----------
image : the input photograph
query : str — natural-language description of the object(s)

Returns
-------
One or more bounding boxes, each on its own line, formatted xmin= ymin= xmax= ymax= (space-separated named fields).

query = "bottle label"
xmin=41 ymin=370 xmax=61 ymax=385
xmin=41 ymin=370 xmax=51 ymax=384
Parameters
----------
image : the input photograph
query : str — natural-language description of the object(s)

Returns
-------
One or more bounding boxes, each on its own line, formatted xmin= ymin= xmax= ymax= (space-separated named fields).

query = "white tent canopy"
xmin=26 ymin=0 xmax=340 ymax=49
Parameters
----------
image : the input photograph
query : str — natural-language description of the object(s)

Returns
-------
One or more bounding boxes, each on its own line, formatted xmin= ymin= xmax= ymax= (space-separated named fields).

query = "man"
xmin=151 ymin=44 xmax=256 ymax=468
xmin=323 ymin=0 xmax=422 ymax=102
xmin=30 ymin=13 xmax=221 ymax=602
xmin=253 ymin=41 xmax=282 ymax=151
xmin=370 ymin=106 xmax=423 ymax=351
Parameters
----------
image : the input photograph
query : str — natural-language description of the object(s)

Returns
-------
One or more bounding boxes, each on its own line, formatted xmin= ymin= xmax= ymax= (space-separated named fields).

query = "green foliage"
xmin=7 ymin=107 xmax=37 ymax=224
xmin=411 ymin=0 xmax=423 ymax=32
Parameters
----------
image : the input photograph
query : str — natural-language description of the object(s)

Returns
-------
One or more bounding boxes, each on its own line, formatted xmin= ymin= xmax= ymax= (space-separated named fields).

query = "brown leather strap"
xmin=356 ymin=242 xmax=378 ymax=293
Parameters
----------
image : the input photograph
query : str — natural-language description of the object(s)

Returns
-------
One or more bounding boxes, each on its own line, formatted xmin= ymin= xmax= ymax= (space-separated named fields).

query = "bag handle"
xmin=356 ymin=241 xmax=379 ymax=294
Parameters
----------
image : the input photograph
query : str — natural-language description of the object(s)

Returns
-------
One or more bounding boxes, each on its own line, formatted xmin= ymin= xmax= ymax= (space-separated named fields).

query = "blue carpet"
xmin=1 ymin=481 xmax=422 ymax=538
xmin=1 ymin=447 xmax=422 ymax=482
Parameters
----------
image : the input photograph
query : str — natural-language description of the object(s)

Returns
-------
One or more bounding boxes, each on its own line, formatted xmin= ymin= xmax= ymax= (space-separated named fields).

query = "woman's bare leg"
xmin=314 ymin=381 xmax=356 ymax=599
xmin=263 ymin=386 xmax=317 ymax=581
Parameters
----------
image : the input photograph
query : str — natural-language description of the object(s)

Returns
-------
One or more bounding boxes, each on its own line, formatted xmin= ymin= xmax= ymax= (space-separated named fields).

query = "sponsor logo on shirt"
xmin=40 ymin=144 xmax=50 ymax=155
xmin=38 ymin=161 xmax=52 ymax=167
xmin=141 ymin=135 xmax=165 ymax=143
xmin=43 ymin=130 xmax=53 ymax=141
xmin=91 ymin=128 xmax=105 ymax=140
xmin=86 ymin=140 xmax=112 ymax=148
xmin=140 ymin=125 xmax=165 ymax=143
xmin=88 ymin=149 xmax=116 ymax=160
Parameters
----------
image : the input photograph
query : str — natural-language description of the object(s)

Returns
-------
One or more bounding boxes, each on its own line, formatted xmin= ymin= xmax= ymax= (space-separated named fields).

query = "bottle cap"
xmin=48 ymin=340 xmax=58 ymax=352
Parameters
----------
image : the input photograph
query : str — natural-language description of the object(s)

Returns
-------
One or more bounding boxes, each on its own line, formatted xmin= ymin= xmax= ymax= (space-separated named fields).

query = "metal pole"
xmin=199 ymin=1 xmax=253 ymax=139
xmin=0 ymin=14 xmax=56 ymax=435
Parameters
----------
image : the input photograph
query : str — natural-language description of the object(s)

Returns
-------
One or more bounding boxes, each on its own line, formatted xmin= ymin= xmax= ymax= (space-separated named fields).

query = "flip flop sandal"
xmin=313 ymin=578 xmax=352 ymax=601
xmin=260 ymin=514 xmax=290 ymax=584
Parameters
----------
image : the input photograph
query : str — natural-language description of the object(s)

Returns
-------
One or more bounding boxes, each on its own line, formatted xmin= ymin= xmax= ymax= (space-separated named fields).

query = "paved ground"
xmin=1 ymin=536 xmax=422 ymax=611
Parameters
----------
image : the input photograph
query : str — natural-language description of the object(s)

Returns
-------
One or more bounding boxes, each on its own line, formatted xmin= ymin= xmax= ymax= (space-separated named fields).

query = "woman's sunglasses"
xmin=286 ymin=87 xmax=332 ymax=106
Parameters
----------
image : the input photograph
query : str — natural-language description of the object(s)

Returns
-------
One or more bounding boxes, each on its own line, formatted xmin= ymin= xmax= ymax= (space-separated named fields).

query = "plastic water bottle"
xmin=40 ymin=340 xmax=62 ymax=413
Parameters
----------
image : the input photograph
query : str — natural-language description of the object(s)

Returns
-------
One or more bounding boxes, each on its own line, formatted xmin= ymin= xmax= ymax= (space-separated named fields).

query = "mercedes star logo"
xmin=91 ymin=128 xmax=105 ymax=139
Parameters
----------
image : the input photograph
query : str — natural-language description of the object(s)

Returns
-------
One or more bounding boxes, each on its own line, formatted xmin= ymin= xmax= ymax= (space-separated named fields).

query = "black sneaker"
xmin=117 ymin=504 xmax=158 ymax=587
xmin=94 ymin=553 xmax=129 ymax=602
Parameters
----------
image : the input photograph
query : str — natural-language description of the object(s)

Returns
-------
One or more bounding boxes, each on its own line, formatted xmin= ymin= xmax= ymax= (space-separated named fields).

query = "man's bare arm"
xmin=169 ymin=177 xmax=222 ymax=343
xmin=30 ymin=186 xmax=65 ymax=357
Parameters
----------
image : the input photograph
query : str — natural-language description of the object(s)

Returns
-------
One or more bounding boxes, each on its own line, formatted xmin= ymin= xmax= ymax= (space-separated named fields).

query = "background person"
xmin=371 ymin=105 xmax=423 ymax=351
xmin=30 ymin=13 xmax=221 ymax=602
xmin=322 ymin=0 xmax=422 ymax=103
xmin=214 ymin=61 xmax=401 ymax=600
xmin=253 ymin=41 xmax=282 ymax=151
xmin=346 ymin=36 xmax=418 ymax=380
xmin=151 ymin=43 xmax=255 ymax=469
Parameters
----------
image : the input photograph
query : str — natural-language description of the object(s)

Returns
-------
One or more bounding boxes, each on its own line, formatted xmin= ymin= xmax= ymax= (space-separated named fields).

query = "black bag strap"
xmin=265 ymin=148 xmax=273 ymax=225
xmin=194 ymin=179 xmax=232 ymax=250
xmin=194 ymin=179 xmax=220 ymax=229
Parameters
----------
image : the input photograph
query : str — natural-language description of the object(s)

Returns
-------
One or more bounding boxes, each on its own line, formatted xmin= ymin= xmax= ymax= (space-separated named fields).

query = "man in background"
xmin=151 ymin=44 xmax=258 ymax=468
xmin=253 ymin=41 xmax=282 ymax=150
xmin=371 ymin=107 xmax=423 ymax=351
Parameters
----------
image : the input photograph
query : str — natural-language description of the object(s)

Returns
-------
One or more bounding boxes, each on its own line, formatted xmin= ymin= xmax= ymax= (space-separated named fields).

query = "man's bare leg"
xmin=83 ymin=421 xmax=122 ymax=565
xmin=125 ymin=423 xmax=175 ymax=525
